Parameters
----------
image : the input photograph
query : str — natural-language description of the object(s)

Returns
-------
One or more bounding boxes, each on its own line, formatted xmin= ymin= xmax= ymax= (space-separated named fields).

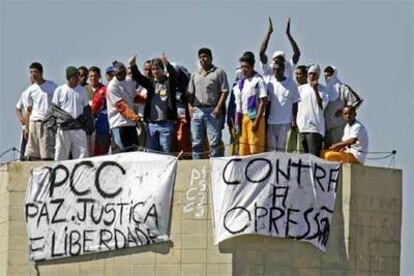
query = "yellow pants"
xmin=238 ymin=115 xmax=265 ymax=156
xmin=321 ymin=150 xmax=360 ymax=164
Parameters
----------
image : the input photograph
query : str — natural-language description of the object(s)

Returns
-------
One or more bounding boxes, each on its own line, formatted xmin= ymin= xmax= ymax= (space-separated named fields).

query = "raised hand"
xmin=267 ymin=16 xmax=274 ymax=34
xmin=128 ymin=54 xmax=137 ymax=67
xmin=286 ymin=18 xmax=291 ymax=36
xmin=160 ymin=52 xmax=169 ymax=65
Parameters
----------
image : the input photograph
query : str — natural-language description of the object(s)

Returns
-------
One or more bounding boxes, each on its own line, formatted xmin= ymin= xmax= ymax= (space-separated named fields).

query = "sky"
xmin=0 ymin=0 xmax=413 ymax=274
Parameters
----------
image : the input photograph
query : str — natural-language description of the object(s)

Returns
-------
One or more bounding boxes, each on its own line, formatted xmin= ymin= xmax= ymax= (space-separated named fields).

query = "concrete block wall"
xmin=0 ymin=160 xmax=402 ymax=276
xmin=0 ymin=164 xmax=10 ymax=276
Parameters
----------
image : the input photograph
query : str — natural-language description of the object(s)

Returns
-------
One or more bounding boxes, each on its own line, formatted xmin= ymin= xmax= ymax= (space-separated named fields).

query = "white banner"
xmin=25 ymin=152 xmax=177 ymax=261
xmin=210 ymin=152 xmax=340 ymax=251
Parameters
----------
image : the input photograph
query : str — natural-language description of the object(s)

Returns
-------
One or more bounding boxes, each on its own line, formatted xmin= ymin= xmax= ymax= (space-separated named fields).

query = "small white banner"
xmin=25 ymin=152 xmax=177 ymax=261
xmin=210 ymin=152 xmax=340 ymax=251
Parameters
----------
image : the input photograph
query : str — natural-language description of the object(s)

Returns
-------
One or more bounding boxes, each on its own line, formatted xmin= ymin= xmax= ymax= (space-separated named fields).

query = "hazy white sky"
xmin=0 ymin=0 xmax=412 ymax=274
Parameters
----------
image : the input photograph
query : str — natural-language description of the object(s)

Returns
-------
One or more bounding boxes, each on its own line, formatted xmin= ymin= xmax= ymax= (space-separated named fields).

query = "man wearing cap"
xmin=259 ymin=17 xmax=301 ymax=82
xmin=23 ymin=62 xmax=57 ymax=160
xmin=296 ymin=64 xmax=330 ymax=156
xmin=107 ymin=59 xmax=142 ymax=152
xmin=105 ymin=66 xmax=114 ymax=84
xmin=52 ymin=66 xmax=90 ymax=160
xmin=187 ymin=47 xmax=229 ymax=159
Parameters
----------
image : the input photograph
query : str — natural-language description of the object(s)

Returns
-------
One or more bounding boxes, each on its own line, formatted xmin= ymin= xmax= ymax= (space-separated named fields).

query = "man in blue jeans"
xmin=187 ymin=48 xmax=229 ymax=159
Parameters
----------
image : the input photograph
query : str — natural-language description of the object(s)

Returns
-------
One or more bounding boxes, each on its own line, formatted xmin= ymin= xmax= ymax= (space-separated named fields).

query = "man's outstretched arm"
xmin=259 ymin=17 xmax=273 ymax=65
xmin=286 ymin=18 xmax=301 ymax=64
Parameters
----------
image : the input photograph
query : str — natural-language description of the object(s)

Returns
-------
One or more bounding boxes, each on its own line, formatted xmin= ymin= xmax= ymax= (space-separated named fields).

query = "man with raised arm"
xmin=129 ymin=53 xmax=178 ymax=153
xmin=259 ymin=17 xmax=301 ymax=81
xmin=267 ymin=61 xmax=300 ymax=151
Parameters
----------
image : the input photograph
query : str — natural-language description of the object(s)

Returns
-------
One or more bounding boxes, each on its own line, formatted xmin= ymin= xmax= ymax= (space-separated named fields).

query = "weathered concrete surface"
xmin=0 ymin=159 xmax=402 ymax=276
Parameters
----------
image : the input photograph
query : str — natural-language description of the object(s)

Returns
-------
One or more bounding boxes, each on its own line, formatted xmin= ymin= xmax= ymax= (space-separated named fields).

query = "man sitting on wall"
xmin=321 ymin=105 xmax=368 ymax=164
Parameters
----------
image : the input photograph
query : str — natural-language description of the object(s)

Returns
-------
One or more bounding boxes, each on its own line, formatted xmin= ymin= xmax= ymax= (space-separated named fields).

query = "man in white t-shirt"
xmin=53 ymin=66 xmax=89 ymax=160
xmin=233 ymin=52 xmax=267 ymax=156
xmin=259 ymin=17 xmax=301 ymax=82
xmin=296 ymin=64 xmax=329 ymax=157
xmin=23 ymin=62 xmax=57 ymax=160
xmin=107 ymin=58 xmax=142 ymax=153
xmin=267 ymin=62 xmax=301 ymax=151
xmin=285 ymin=64 xmax=308 ymax=154
xmin=322 ymin=106 xmax=368 ymax=164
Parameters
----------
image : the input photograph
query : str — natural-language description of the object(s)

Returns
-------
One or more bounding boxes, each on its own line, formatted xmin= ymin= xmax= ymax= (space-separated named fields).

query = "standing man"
xmin=52 ymin=67 xmax=90 ymax=160
xmin=89 ymin=66 xmax=111 ymax=156
xmin=187 ymin=47 xmax=229 ymax=159
xmin=324 ymin=66 xmax=363 ymax=148
xmin=297 ymin=64 xmax=329 ymax=156
xmin=267 ymin=62 xmax=300 ymax=151
xmin=24 ymin=62 xmax=57 ymax=160
xmin=84 ymin=66 xmax=100 ymax=154
xmin=107 ymin=60 xmax=141 ymax=152
xmin=233 ymin=52 xmax=267 ymax=156
xmin=259 ymin=17 xmax=301 ymax=81
xmin=129 ymin=54 xmax=177 ymax=153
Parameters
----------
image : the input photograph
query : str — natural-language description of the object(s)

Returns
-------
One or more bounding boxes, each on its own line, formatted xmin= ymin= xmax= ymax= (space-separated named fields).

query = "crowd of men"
xmin=15 ymin=18 xmax=369 ymax=164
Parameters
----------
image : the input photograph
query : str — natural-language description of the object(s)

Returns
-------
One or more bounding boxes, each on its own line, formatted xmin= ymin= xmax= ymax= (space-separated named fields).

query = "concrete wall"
xmin=0 ymin=160 xmax=402 ymax=276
